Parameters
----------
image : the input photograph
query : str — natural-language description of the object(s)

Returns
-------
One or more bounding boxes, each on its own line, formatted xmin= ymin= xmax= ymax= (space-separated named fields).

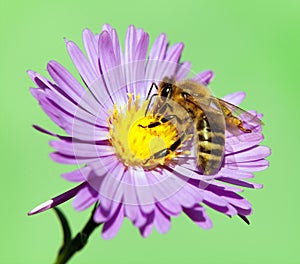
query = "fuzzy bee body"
xmin=144 ymin=77 xmax=262 ymax=175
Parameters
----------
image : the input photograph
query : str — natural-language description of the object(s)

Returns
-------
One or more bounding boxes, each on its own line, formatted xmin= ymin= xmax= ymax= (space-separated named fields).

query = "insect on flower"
xmin=140 ymin=77 xmax=263 ymax=175
xmin=28 ymin=24 xmax=271 ymax=239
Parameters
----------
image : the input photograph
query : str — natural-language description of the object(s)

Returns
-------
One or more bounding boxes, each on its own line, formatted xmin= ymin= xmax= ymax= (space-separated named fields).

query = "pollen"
xmin=108 ymin=94 xmax=180 ymax=168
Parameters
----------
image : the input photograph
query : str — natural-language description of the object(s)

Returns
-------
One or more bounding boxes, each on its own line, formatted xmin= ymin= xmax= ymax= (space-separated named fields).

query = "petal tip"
xmin=28 ymin=199 xmax=54 ymax=216
xmin=47 ymin=60 xmax=58 ymax=69
xmin=83 ymin=28 xmax=92 ymax=34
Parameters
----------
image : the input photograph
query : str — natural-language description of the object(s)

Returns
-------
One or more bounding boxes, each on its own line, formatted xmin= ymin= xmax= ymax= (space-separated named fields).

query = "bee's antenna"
xmin=146 ymin=82 xmax=159 ymax=100
xmin=145 ymin=93 xmax=158 ymax=116
xmin=144 ymin=82 xmax=159 ymax=116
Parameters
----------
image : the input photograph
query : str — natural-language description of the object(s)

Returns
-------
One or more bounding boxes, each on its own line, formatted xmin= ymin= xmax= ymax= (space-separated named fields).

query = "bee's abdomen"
xmin=196 ymin=116 xmax=225 ymax=175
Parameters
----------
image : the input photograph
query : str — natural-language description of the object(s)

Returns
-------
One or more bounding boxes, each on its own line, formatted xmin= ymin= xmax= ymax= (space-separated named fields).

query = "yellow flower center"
xmin=108 ymin=94 xmax=181 ymax=168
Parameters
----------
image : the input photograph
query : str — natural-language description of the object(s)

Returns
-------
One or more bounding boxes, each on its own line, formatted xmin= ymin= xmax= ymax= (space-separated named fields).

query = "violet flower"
xmin=28 ymin=24 xmax=270 ymax=241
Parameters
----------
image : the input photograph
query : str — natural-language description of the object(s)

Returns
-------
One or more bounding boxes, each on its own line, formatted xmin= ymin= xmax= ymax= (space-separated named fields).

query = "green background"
xmin=0 ymin=0 xmax=298 ymax=263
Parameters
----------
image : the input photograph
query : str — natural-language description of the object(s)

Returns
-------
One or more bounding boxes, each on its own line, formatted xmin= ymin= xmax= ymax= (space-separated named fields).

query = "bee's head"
xmin=160 ymin=82 xmax=173 ymax=99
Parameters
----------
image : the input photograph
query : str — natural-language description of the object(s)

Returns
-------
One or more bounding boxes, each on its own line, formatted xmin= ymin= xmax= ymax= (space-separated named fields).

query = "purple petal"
xmin=206 ymin=184 xmax=253 ymax=210
xmin=225 ymin=145 xmax=271 ymax=163
xmin=102 ymin=204 xmax=124 ymax=239
xmin=133 ymin=170 xmax=155 ymax=213
xmin=32 ymin=125 xmax=70 ymax=141
xmin=99 ymin=31 xmax=119 ymax=70
xmin=203 ymin=200 xmax=236 ymax=215
xmin=47 ymin=61 xmax=99 ymax=114
xmin=123 ymin=25 xmax=149 ymax=97
xmin=145 ymin=33 xmax=168 ymax=85
xmin=33 ymin=124 xmax=109 ymax=145
xmin=176 ymin=61 xmax=191 ymax=80
xmin=148 ymin=33 xmax=168 ymax=60
xmin=225 ymin=133 xmax=263 ymax=153
xmin=94 ymin=199 xmax=120 ymax=223
xmin=183 ymin=204 xmax=212 ymax=229
xmin=134 ymin=207 xmax=149 ymax=228
xmin=28 ymin=182 xmax=86 ymax=215
xmin=136 ymin=33 xmax=149 ymax=60
xmin=124 ymin=204 xmax=139 ymax=222
xmin=166 ymin=179 xmax=201 ymax=209
xmin=217 ymin=177 xmax=263 ymax=189
xmin=72 ymin=185 xmax=98 ymax=211
xmin=149 ymin=169 xmax=192 ymax=209
xmin=156 ymin=199 xmax=181 ymax=216
xmin=226 ymin=197 xmax=252 ymax=211
xmin=122 ymin=168 xmax=140 ymax=206
xmin=47 ymin=61 xmax=84 ymax=98
xmin=30 ymin=75 xmax=109 ymax=138
xmin=222 ymin=92 xmax=246 ymax=105
xmin=66 ymin=40 xmax=98 ymax=87
xmin=50 ymin=152 xmax=98 ymax=164
xmin=171 ymin=164 xmax=204 ymax=180
xmin=102 ymin=24 xmax=123 ymax=64
xmin=83 ymin=28 xmax=100 ymax=75
xmin=98 ymin=31 xmax=127 ymax=105
xmin=225 ymin=159 xmax=269 ymax=172
xmin=234 ymin=206 xmax=252 ymax=216
xmin=124 ymin=25 xmax=148 ymax=63
xmin=49 ymin=140 xmax=114 ymax=158
xmin=88 ymin=155 xmax=119 ymax=177
xmin=201 ymin=189 xmax=229 ymax=208
xmin=153 ymin=206 xmax=171 ymax=233
xmin=61 ymin=166 xmax=91 ymax=182
xmin=98 ymin=162 xmax=126 ymax=205
xmin=217 ymin=168 xmax=254 ymax=179
xmin=124 ymin=25 xmax=137 ymax=64
xmin=162 ymin=43 xmax=184 ymax=77
xmin=165 ymin=43 xmax=184 ymax=62
xmin=140 ymin=223 xmax=153 ymax=238
xmin=139 ymin=211 xmax=154 ymax=237
xmin=124 ymin=205 xmax=147 ymax=228
xmin=192 ymin=70 xmax=214 ymax=85
xmin=30 ymin=89 xmax=70 ymax=131
xmin=179 ymin=180 xmax=205 ymax=202
xmin=205 ymin=179 xmax=244 ymax=193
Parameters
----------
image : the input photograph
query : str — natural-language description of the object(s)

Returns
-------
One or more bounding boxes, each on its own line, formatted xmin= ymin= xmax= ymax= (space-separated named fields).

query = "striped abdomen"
xmin=196 ymin=111 xmax=225 ymax=175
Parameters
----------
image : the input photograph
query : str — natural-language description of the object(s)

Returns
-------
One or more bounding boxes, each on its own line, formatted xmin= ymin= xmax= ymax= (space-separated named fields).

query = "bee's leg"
xmin=224 ymin=114 xmax=251 ymax=133
xmin=225 ymin=115 xmax=251 ymax=133
xmin=144 ymin=132 xmax=186 ymax=162
xmin=218 ymin=104 xmax=251 ymax=133
xmin=138 ymin=115 xmax=178 ymax=128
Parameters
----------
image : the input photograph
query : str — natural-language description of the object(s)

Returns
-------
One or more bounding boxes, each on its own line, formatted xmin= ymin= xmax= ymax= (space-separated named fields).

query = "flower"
xmin=28 ymin=24 xmax=270 ymax=239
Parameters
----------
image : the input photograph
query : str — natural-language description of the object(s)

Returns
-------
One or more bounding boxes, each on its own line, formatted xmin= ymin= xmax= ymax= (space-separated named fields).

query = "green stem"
xmin=54 ymin=205 xmax=101 ymax=264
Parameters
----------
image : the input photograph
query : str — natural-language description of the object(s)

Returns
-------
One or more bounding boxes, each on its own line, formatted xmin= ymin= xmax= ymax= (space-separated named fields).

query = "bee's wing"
xmin=216 ymin=97 xmax=263 ymax=124
xmin=211 ymin=97 xmax=264 ymax=134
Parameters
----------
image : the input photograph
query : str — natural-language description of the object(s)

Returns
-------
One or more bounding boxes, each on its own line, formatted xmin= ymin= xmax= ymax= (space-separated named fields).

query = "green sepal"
xmin=53 ymin=207 xmax=72 ymax=247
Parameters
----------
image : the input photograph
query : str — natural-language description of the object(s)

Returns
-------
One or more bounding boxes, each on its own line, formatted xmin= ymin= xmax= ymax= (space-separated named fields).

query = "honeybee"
xmin=140 ymin=77 xmax=263 ymax=175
